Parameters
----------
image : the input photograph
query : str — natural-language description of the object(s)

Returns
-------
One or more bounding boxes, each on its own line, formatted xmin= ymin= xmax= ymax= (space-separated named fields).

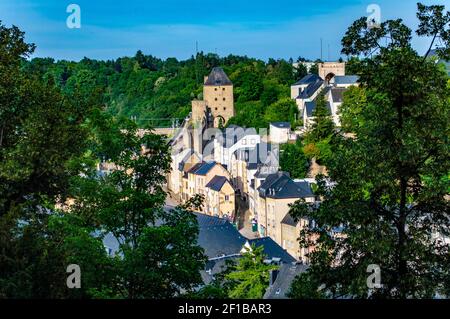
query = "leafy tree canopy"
xmin=289 ymin=3 xmax=450 ymax=299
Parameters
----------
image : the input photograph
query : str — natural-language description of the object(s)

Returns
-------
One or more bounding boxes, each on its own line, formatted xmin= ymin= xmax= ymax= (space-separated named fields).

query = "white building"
xmin=290 ymin=74 xmax=325 ymax=115
xmin=293 ymin=61 xmax=316 ymax=73
xmin=213 ymin=125 xmax=261 ymax=168
xmin=229 ymin=142 xmax=279 ymax=201
xmin=269 ymin=122 xmax=291 ymax=144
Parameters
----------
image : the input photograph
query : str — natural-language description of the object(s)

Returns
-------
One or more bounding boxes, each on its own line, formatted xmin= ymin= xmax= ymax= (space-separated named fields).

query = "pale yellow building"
xmin=183 ymin=161 xmax=230 ymax=204
xmin=205 ymin=176 xmax=235 ymax=220
xmin=257 ymin=172 xmax=315 ymax=246
xmin=168 ymin=149 xmax=201 ymax=199
xmin=280 ymin=214 xmax=318 ymax=263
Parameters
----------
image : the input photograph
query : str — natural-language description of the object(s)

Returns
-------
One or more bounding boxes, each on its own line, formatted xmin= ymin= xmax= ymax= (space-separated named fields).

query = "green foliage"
xmin=0 ymin=23 xmax=206 ymax=299
xmin=119 ymin=207 xmax=206 ymax=298
xmin=264 ymin=98 xmax=299 ymax=127
xmin=338 ymin=86 xmax=367 ymax=132
xmin=68 ymin=115 xmax=206 ymax=298
xmin=193 ymin=246 xmax=279 ymax=299
xmin=304 ymin=94 xmax=335 ymax=144
xmin=225 ymin=245 xmax=278 ymax=299
xmin=302 ymin=94 xmax=336 ymax=166
xmin=23 ymin=52 xmax=297 ymax=129
xmin=280 ymin=140 xmax=310 ymax=179
xmin=227 ymin=101 xmax=267 ymax=129
xmin=289 ymin=3 xmax=450 ymax=299
xmin=309 ymin=61 xmax=320 ymax=75
xmin=294 ymin=63 xmax=308 ymax=82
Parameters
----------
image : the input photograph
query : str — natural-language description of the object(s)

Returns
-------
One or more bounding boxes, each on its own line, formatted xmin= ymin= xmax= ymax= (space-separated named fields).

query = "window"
xmin=223 ymin=98 xmax=226 ymax=101
xmin=222 ymin=88 xmax=225 ymax=91
xmin=225 ymin=195 xmax=229 ymax=201
xmin=215 ymin=107 xmax=218 ymax=111
xmin=215 ymin=98 xmax=218 ymax=101
xmin=223 ymin=107 xmax=226 ymax=111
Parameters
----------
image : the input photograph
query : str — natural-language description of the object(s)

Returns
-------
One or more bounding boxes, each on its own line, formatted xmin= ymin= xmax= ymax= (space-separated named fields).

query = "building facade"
xmin=192 ymin=67 xmax=235 ymax=128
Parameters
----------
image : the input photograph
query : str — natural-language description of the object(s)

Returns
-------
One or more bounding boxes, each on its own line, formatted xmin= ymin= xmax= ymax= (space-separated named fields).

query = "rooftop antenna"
xmin=320 ymin=38 xmax=323 ymax=61
xmin=328 ymin=44 xmax=330 ymax=62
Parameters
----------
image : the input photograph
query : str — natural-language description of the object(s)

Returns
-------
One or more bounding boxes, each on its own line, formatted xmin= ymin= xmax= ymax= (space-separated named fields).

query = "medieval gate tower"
xmin=192 ymin=67 xmax=235 ymax=128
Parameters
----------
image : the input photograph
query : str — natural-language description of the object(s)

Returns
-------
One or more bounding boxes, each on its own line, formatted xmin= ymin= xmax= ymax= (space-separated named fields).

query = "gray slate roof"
xmin=205 ymin=175 xmax=230 ymax=192
xmin=281 ymin=213 xmax=297 ymax=227
xmin=305 ymin=100 xmax=332 ymax=118
xmin=204 ymin=67 xmax=233 ymax=86
xmin=293 ymin=74 xmax=323 ymax=86
xmin=188 ymin=161 xmax=217 ymax=176
xmin=298 ymin=79 xmax=324 ymax=99
xmin=305 ymin=101 xmax=316 ymax=117
xmin=330 ymin=87 xmax=347 ymax=103
xmin=254 ymin=164 xmax=279 ymax=179
xmin=195 ymin=213 xmax=246 ymax=259
xmin=247 ymin=237 xmax=296 ymax=264
xmin=264 ymin=263 xmax=308 ymax=299
xmin=258 ymin=172 xmax=315 ymax=199
xmin=270 ymin=122 xmax=291 ymax=129
xmin=196 ymin=213 xmax=297 ymax=262
xmin=294 ymin=181 xmax=314 ymax=197
xmin=333 ymin=75 xmax=359 ymax=85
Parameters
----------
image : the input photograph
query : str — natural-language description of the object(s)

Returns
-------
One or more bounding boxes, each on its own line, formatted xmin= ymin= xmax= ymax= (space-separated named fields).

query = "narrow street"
xmin=235 ymin=196 xmax=259 ymax=239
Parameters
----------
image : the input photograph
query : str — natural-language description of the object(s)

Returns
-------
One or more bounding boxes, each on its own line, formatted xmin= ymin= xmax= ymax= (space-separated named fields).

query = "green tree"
xmin=294 ymin=63 xmax=308 ymax=82
xmin=289 ymin=3 xmax=450 ymax=299
xmin=303 ymin=94 xmax=336 ymax=166
xmin=225 ymin=245 xmax=278 ymax=299
xmin=280 ymin=140 xmax=310 ymax=179
xmin=309 ymin=60 xmax=321 ymax=75
xmin=69 ymin=115 xmax=206 ymax=298
xmin=261 ymin=80 xmax=281 ymax=107
xmin=264 ymin=98 xmax=299 ymax=127
xmin=338 ymin=86 xmax=367 ymax=132
xmin=0 ymin=23 xmax=207 ymax=299
xmin=0 ymin=22 xmax=101 ymax=298
xmin=304 ymin=94 xmax=335 ymax=144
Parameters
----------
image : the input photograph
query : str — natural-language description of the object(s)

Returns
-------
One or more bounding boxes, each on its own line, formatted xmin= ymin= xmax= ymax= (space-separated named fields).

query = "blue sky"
xmin=0 ymin=0 xmax=448 ymax=61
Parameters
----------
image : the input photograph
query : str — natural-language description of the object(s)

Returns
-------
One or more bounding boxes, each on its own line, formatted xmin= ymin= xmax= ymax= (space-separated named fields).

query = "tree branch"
xmin=424 ymin=33 xmax=438 ymax=60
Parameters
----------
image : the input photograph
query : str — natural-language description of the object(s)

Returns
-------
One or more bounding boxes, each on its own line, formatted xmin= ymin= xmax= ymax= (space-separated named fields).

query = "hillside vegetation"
xmin=22 ymin=52 xmax=307 ymax=128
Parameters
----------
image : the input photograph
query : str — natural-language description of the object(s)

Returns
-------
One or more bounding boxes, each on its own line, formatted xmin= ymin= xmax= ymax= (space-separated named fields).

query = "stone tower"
xmin=318 ymin=62 xmax=346 ymax=82
xmin=192 ymin=67 xmax=234 ymax=128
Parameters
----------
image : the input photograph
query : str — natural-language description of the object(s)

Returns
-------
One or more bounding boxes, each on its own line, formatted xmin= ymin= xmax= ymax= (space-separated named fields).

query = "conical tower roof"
xmin=204 ymin=67 xmax=232 ymax=86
